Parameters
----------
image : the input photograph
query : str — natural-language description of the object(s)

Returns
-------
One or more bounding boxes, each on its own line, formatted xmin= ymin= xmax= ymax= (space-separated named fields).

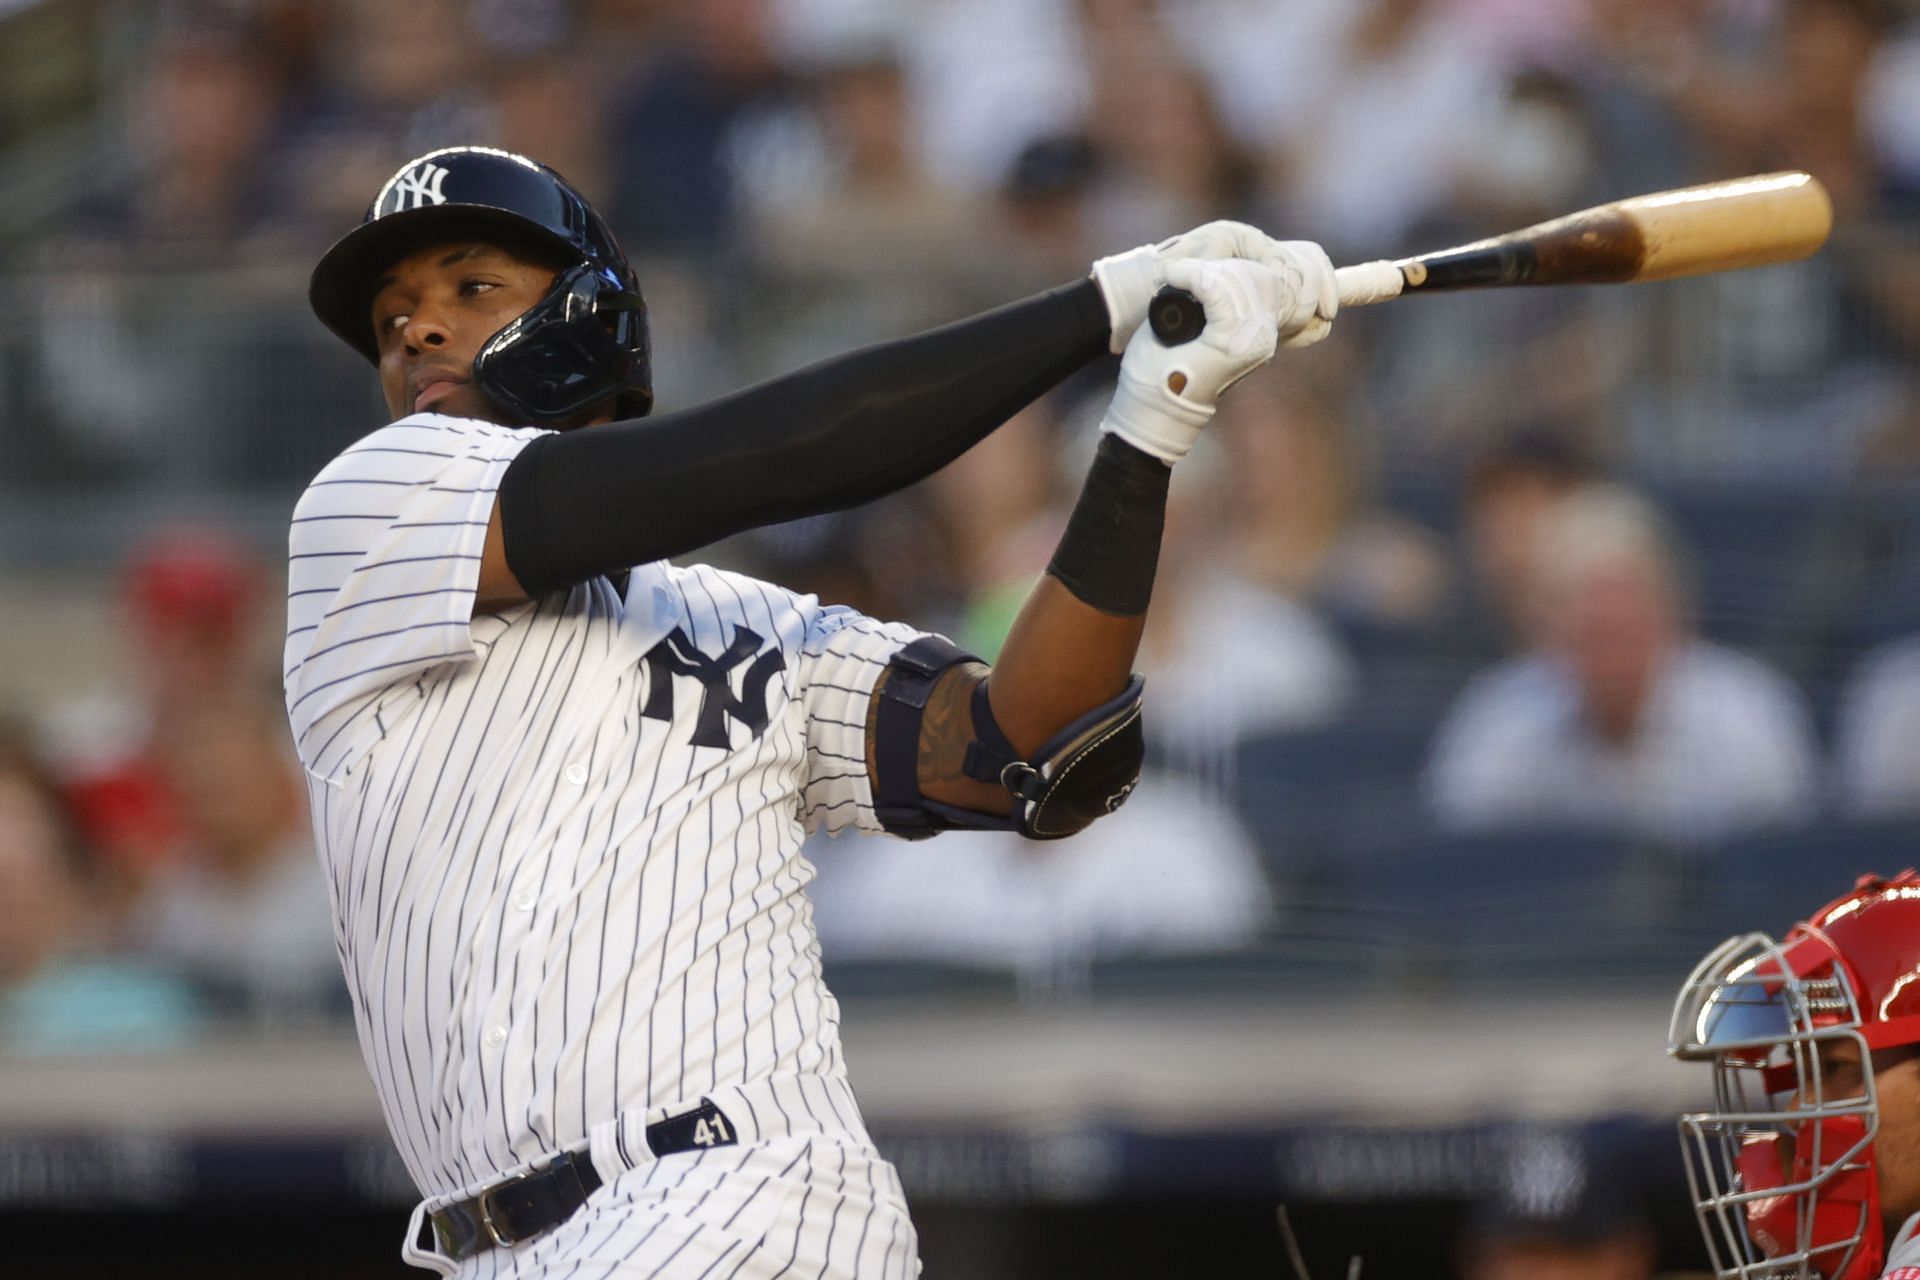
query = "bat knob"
xmin=1148 ymin=286 xmax=1205 ymax=346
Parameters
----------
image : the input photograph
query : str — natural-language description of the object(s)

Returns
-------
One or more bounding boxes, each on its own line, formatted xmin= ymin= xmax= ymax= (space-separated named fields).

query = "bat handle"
xmin=1335 ymin=260 xmax=1407 ymax=307
xmin=1151 ymin=260 xmax=1408 ymax=348
xmin=1147 ymin=286 xmax=1205 ymax=346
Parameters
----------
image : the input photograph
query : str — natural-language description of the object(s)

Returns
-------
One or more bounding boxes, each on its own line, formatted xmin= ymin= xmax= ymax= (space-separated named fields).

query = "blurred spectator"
xmin=1459 ymin=430 xmax=1600 ymax=651
xmin=1611 ymin=0 xmax=1917 ymax=484
xmin=274 ymin=0 xmax=491 ymax=239
xmin=1216 ymin=367 xmax=1454 ymax=643
xmin=921 ymin=399 xmax=1071 ymax=658
xmin=991 ymin=132 xmax=1104 ymax=291
xmin=0 ymin=722 xmax=205 ymax=1054
xmin=1425 ymin=484 xmax=1820 ymax=844
xmin=1159 ymin=0 xmax=1360 ymax=159
xmin=894 ymin=0 xmax=1088 ymax=193
xmin=808 ymin=769 xmax=1273 ymax=978
xmin=1771 ymin=0 xmax=1890 ymax=219
xmin=1363 ymin=69 xmax=1632 ymax=466
xmin=1834 ymin=631 xmax=1920 ymax=815
xmin=489 ymin=53 xmax=612 ymax=215
xmin=1136 ymin=437 xmax=1359 ymax=800
xmin=48 ymin=525 xmax=271 ymax=916
xmin=745 ymin=39 xmax=986 ymax=358
xmin=27 ymin=16 xmax=292 ymax=476
xmin=1574 ymin=0 xmax=1772 ymax=194
xmin=581 ymin=0 xmax=676 ymax=47
xmin=1080 ymin=47 xmax=1261 ymax=249
xmin=605 ymin=0 xmax=799 ymax=254
xmin=1457 ymin=1128 xmax=1656 ymax=1280
xmin=1866 ymin=18 xmax=1920 ymax=209
xmin=1266 ymin=0 xmax=1510 ymax=256
xmin=54 ymin=16 xmax=284 ymax=265
xmin=130 ymin=696 xmax=342 ymax=1025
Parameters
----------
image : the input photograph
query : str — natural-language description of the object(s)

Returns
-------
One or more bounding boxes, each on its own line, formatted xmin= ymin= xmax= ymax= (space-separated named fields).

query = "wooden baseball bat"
xmin=1147 ymin=171 xmax=1833 ymax=346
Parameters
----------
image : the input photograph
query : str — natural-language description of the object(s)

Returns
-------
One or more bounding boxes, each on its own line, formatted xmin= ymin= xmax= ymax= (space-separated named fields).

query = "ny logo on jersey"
xmin=641 ymin=626 xmax=783 ymax=749
xmin=388 ymin=162 xmax=450 ymax=211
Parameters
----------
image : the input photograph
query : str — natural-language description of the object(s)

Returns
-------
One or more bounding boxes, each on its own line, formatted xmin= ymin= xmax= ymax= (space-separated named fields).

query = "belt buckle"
xmin=475 ymin=1169 xmax=533 ymax=1248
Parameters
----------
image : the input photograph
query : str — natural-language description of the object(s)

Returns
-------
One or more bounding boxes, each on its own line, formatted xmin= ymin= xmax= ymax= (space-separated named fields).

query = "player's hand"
xmin=1100 ymin=257 xmax=1293 ymax=464
xmin=1090 ymin=222 xmax=1338 ymax=354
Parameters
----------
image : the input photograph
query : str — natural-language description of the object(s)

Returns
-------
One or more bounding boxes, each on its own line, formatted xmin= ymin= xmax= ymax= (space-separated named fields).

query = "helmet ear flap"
xmin=472 ymin=264 xmax=652 ymax=424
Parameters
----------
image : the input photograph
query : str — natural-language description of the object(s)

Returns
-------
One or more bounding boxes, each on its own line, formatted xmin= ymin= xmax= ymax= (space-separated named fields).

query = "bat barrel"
xmin=1622 ymin=170 xmax=1832 ymax=282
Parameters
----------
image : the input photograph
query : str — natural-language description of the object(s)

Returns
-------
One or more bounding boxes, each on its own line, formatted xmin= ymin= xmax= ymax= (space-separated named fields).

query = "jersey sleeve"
xmin=795 ymin=608 xmax=934 ymax=837
xmin=283 ymin=415 xmax=543 ymax=783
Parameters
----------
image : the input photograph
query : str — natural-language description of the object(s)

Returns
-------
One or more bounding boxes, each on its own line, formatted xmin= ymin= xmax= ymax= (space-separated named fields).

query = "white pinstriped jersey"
xmin=284 ymin=414 xmax=926 ymax=1271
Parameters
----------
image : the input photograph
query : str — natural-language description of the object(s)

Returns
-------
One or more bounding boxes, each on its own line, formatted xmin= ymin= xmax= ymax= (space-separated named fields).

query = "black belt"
xmin=426 ymin=1100 xmax=737 ymax=1260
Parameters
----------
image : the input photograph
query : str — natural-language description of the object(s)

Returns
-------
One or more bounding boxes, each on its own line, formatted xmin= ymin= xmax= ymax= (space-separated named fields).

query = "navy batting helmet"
xmin=309 ymin=146 xmax=652 ymax=423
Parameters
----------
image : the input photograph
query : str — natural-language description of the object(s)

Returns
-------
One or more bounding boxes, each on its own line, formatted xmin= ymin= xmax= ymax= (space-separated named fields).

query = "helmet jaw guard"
xmin=309 ymin=146 xmax=652 ymax=425
xmin=1670 ymin=931 xmax=1884 ymax=1280
xmin=473 ymin=261 xmax=652 ymax=424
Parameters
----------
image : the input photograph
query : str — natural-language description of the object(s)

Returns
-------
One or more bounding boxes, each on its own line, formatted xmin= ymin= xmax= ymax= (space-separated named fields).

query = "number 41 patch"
xmin=646 ymin=1099 xmax=739 ymax=1158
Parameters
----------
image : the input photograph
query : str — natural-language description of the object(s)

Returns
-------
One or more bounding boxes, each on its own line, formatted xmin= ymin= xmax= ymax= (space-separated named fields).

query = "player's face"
xmin=1793 ymin=1039 xmax=1920 ymax=1235
xmin=370 ymin=240 xmax=559 ymax=424
xmin=1867 ymin=1046 xmax=1920 ymax=1232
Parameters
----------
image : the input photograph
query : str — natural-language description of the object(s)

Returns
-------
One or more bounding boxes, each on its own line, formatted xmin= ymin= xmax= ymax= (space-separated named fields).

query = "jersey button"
xmin=512 ymin=888 xmax=536 ymax=912
xmin=565 ymin=763 xmax=588 ymax=786
xmin=484 ymin=1025 xmax=507 ymax=1048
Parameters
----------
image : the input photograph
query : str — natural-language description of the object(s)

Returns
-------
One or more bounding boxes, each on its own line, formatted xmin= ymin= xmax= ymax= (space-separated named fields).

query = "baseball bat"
xmin=1148 ymin=170 xmax=1833 ymax=345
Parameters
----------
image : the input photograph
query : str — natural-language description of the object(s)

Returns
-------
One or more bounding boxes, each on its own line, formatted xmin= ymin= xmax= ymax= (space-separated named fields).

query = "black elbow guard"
xmin=979 ymin=675 xmax=1146 ymax=839
xmin=873 ymin=637 xmax=1145 ymax=841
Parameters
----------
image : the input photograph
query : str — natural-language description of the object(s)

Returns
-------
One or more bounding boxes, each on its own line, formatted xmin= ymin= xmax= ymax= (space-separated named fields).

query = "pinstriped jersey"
xmin=283 ymin=413 xmax=926 ymax=1203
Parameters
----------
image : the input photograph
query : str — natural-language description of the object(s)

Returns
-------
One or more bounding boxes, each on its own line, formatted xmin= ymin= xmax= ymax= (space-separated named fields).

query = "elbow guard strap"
xmin=872 ymin=635 xmax=982 ymax=841
xmin=874 ymin=637 xmax=1146 ymax=841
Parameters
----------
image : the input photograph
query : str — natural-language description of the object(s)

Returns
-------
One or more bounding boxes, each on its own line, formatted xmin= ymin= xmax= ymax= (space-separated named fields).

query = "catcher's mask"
xmin=1669 ymin=871 xmax=1920 ymax=1280
xmin=309 ymin=145 xmax=651 ymax=425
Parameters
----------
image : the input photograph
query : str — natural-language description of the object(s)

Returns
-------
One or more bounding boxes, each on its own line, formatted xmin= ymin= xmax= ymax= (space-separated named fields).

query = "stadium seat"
xmin=1697 ymin=817 xmax=1920 ymax=941
xmin=1644 ymin=480 xmax=1823 ymax=648
xmin=1234 ymin=717 xmax=1437 ymax=887
xmin=1340 ymin=825 xmax=1721 ymax=991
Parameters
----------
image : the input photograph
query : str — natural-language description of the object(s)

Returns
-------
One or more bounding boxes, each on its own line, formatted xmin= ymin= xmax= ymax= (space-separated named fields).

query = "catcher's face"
xmin=370 ymin=239 xmax=557 ymax=425
xmin=1785 ymin=1038 xmax=1920 ymax=1239
xmin=1861 ymin=1044 xmax=1920 ymax=1233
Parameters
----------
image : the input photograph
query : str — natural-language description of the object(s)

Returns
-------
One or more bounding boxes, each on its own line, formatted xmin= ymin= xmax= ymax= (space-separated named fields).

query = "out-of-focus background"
xmin=2 ymin=0 xmax=1918 ymax=1275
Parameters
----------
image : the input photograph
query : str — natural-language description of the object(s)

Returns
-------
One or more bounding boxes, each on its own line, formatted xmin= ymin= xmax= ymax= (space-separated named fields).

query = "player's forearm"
xmin=987 ymin=435 xmax=1166 ymax=755
xmin=497 ymin=279 xmax=1110 ymax=594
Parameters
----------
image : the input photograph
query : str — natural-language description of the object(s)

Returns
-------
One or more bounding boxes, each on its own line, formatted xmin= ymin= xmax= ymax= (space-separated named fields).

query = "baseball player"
xmin=286 ymin=145 xmax=1338 ymax=1277
xmin=1669 ymin=871 xmax=1920 ymax=1280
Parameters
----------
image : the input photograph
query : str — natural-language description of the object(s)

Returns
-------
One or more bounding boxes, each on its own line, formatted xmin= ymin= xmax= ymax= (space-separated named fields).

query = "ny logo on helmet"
xmin=389 ymin=162 xmax=450 ymax=211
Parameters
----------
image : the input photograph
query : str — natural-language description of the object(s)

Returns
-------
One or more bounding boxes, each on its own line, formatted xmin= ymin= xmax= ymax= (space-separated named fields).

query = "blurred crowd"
xmin=8 ymin=0 xmax=1920 ymax=484
xmin=7 ymin=0 xmax=1920 ymax=1071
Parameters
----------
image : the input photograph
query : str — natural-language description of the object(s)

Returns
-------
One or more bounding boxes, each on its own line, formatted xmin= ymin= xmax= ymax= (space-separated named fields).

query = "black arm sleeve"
xmin=1044 ymin=435 xmax=1170 ymax=617
xmin=499 ymin=277 xmax=1111 ymax=594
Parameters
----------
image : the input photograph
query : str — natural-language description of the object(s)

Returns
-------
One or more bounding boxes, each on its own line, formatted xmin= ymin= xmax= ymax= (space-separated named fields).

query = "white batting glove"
xmin=1090 ymin=222 xmax=1339 ymax=354
xmin=1100 ymin=258 xmax=1290 ymax=464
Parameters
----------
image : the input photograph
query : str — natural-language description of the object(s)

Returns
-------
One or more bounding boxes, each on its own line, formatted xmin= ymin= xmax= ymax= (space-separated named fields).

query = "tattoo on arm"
xmin=918 ymin=663 xmax=990 ymax=792
xmin=861 ymin=660 xmax=1004 ymax=816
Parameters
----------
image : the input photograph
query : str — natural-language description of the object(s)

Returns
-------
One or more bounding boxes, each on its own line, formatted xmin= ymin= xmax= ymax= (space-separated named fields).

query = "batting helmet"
xmin=1669 ymin=871 xmax=1920 ymax=1280
xmin=309 ymin=146 xmax=652 ymax=424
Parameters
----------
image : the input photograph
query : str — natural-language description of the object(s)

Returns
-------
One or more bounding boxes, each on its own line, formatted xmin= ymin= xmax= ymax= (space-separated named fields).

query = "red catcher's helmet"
xmin=1669 ymin=871 xmax=1920 ymax=1280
